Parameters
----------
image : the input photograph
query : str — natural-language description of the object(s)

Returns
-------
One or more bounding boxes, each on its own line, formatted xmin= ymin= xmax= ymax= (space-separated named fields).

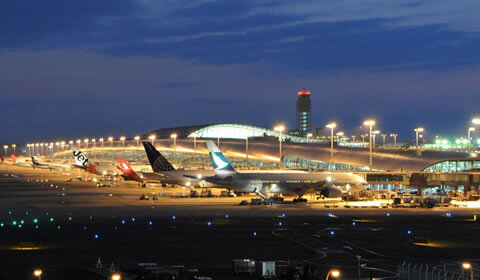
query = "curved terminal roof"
xmin=187 ymin=123 xmax=325 ymax=143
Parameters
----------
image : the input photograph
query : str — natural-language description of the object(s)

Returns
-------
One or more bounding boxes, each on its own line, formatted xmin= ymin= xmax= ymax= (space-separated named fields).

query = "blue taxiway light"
xmin=94 ymin=234 xmax=99 ymax=239
xmin=407 ymin=230 xmax=412 ymax=235
xmin=328 ymin=213 xmax=333 ymax=217
xmin=121 ymin=220 xmax=126 ymax=224
xmin=278 ymin=222 xmax=283 ymax=226
xmin=386 ymin=212 xmax=390 ymax=217
xmin=352 ymin=222 xmax=356 ymax=226
xmin=225 ymin=214 xmax=229 ymax=219
xmin=172 ymin=216 xmax=176 ymax=220
xmin=253 ymin=232 xmax=257 ymax=236
xmin=281 ymin=213 xmax=286 ymax=218
xmin=131 ymin=218 xmax=136 ymax=222
xmin=148 ymin=221 xmax=153 ymax=226
xmin=207 ymin=221 xmax=212 ymax=226
xmin=446 ymin=212 xmax=451 ymax=217
xmin=330 ymin=231 xmax=335 ymax=236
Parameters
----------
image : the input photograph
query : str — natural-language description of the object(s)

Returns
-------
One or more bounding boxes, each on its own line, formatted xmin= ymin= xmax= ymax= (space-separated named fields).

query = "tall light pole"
xmin=84 ymin=138 xmax=89 ymax=149
xmin=326 ymin=122 xmax=336 ymax=171
xmin=414 ymin=127 xmax=424 ymax=148
xmin=120 ymin=136 xmax=126 ymax=148
xmin=351 ymin=135 xmax=356 ymax=142
xmin=468 ymin=127 xmax=475 ymax=152
xmin=3 ymin=145 xmax=7 ymax=156
xmin=372 ymin=130 xmax=380 ymax=150
xmin=360 ymin=134 xmax=367 ymax=142
xmin=382 ymin=134 xmax=386 ymax=146
xmin=363 ymin=119 xmax=376 ymax=171
xmin=171 ymin=133 xmax=177 ymax=163
xmin=274 ymin=125 xmax=285 ymax=169
xmin=12 ymin=144 xmax=16 ymax=154
xmin=390 ymin=133 xmax=398 ymax=148
xmin=149 ymin=135 xmax=156 ymax=145
xmin=91 ymin=139 xmax=96 ymax=148
xmin=108 ymin=137 xmax=114 ymax=147
xmin=134 ymin=136 xmax=140 ymax=149
xmin=99 ymin=138 xmax=104 ymax=148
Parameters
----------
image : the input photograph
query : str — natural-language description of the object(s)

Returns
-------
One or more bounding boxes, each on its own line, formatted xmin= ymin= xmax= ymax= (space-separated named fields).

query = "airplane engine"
xmin=320 ymin=186 xmax=343 ymax=198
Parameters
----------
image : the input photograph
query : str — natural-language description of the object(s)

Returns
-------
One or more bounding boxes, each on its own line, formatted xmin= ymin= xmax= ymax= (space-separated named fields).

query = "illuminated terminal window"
xmin=422 ymin=159 xmax=480 ymax=173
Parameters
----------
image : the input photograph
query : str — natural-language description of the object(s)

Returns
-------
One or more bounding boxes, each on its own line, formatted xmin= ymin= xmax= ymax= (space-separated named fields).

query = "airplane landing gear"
xmin=293 ymin=197 xmax=307 ymax=203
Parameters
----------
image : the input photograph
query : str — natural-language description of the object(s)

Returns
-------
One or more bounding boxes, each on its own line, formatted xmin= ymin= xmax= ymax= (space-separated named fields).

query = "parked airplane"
xmin=31 ymin=157 xmax=69 ymax=170
xmin=117 ymin=157 xmax=149 ymax=187
xmin=141 ymin=142 xmax=213 ymax=188
xmin=72 ymin=148 xmax=119 ymax=176
xmin=10 ymin=154 xmax=32 ymax=168
xmin=202 ymin=140 xmax=367 ymax=200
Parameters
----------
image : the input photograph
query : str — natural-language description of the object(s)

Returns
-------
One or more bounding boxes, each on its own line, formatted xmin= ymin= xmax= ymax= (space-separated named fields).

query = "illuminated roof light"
xmin=297 ymin=88 xmax=311 ymax=96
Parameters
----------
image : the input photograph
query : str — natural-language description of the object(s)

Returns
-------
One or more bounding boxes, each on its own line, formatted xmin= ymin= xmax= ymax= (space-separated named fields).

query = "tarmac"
xmin=1 ymin=164 xmax=480 ymax=279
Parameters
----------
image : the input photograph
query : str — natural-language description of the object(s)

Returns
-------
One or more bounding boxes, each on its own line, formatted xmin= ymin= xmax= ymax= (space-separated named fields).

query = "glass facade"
xmin=422 ymin=159 xmax=480 ymax=173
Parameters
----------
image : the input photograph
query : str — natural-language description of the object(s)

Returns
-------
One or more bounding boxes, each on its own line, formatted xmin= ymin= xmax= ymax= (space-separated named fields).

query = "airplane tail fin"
xmin=118 ymin=157 xmax=140 ymax=180
xmin=72 ymin=147 xmax=89 ymax=168
xmin=31 ymin=157 xmax=39 ymax=165
xmin=142 ymin=142 xmax=175 ymax=172
xmin=205 ymin=140 xmax=236 ymax=176
xmin=0 ymin=155 xmax=4 ymax=162
xmin=10 ymin=154 xmax=17 ymax=163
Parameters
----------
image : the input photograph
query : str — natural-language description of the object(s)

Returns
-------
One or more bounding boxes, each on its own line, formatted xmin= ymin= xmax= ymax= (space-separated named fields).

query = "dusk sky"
xmin=2 ymin=0 xmax=480 ymax=143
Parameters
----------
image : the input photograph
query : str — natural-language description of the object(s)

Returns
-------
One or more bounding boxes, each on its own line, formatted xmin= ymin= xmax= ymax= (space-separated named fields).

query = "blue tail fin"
xmin=205 ymin=140 xmax=236 ymax=176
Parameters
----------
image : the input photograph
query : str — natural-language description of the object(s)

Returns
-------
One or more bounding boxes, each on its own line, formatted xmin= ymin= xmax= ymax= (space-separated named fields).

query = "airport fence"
xmin=398 ymin=262 xmax=479 ymax=280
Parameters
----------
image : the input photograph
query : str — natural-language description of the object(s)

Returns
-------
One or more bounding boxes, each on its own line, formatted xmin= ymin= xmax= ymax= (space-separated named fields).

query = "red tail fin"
xmin=0 ymin=155 xmax=4 ymax=162
xmin=119 ymin=157 xmax=140 ymax=180
xmin=87 ymin=163 xmax=97 ymax=173
xmin=10 ymin=154 xmax=17 ymax=163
